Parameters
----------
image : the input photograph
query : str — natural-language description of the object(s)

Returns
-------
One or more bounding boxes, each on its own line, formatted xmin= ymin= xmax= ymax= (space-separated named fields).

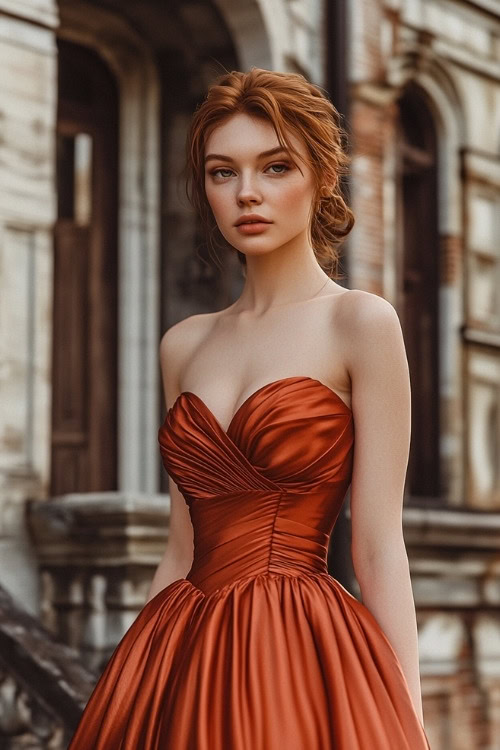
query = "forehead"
xmin=204 ymin=112 xmax=306 ymax=159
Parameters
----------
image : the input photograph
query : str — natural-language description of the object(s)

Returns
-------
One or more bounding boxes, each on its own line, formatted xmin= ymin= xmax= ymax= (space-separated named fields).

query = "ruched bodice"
xmin=160 ymin=375 xmax=353 ymax=496
xmin=68 ymin=376 xmax=431 ymax=750
xmin=158 ymin=377 xmax=354 ymax=595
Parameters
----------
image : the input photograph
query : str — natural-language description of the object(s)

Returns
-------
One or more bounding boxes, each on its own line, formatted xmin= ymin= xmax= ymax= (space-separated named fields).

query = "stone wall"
xmin=0 ymin=1 xmax=58 ymax=615
xmin=347 ymin=1 xmax=500 ymax=746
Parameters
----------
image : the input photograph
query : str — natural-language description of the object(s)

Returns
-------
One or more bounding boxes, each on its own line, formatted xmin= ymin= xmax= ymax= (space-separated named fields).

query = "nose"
xmin=236 ymin=172 xmax=262 ymax=206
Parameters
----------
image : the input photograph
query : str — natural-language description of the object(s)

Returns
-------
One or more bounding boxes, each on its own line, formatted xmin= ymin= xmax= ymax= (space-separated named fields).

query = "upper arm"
xmin=158 ymin=312 xmax=212 ymax=408
xmin=341 ymin=291 xmax=411 ymax=572
xmin=158 ymin=317 xmax=204 ymax=565
xmin=159 ymin=319 xmax=191 ymax=412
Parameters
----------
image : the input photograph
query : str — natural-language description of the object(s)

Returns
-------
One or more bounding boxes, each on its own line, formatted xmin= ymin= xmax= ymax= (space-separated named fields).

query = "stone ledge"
xmin=402 ymin=505 xmax=500 ymax=549
xmin=27 ymin=491 xmax=170 ymax=566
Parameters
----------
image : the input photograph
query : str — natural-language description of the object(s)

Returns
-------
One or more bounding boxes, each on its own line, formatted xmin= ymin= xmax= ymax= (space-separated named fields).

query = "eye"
xmin=210 ymin=168 xmax=234 ymax=179
xmin=266 ymin=162 xmax=291 ymax=175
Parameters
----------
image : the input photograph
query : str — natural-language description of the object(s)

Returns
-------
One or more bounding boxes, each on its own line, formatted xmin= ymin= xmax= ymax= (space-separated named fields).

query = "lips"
xmin=235 ymin=214 xmax=272 ymax=226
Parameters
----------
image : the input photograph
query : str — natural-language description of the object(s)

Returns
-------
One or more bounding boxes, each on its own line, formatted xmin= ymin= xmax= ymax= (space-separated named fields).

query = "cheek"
xmin=275 ymin=179 xmax=315 ymax=220
xmin=205 ymin=181 xmax=230 ymax=222
xmin=204 ymin=180 xmax=216 ymax=213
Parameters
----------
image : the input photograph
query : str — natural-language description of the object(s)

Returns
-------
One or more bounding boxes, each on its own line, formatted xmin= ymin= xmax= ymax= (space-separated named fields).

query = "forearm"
xmin=354 ymin=545 xmax=424 ymax=724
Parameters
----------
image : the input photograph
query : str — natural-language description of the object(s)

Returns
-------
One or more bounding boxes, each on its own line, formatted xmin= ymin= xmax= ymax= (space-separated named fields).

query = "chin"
xmin=232 ymin=235 xmax=295 ymax=253
xmin=233 ymin=243 xmax=282 ymax=258
xmin=238 ymin=236 xmax=301 ymax=256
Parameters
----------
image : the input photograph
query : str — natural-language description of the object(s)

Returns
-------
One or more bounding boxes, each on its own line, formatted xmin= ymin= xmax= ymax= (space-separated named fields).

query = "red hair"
xmin=185 ymin=68 xmax=355 ymax=278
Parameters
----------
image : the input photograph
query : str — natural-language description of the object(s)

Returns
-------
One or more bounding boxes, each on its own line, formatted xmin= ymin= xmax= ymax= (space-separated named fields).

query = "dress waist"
xmin=186 ymin=489 xmax=331 ymax=596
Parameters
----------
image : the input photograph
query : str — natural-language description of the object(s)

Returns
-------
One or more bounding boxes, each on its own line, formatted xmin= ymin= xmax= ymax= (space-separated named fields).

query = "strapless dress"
xmin=67 ymin=375 xmax=431 ymax=749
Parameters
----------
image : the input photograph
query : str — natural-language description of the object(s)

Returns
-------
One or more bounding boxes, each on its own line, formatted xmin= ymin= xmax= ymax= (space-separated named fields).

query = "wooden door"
xmin=51 ymin=39 xmax=119 ymax=495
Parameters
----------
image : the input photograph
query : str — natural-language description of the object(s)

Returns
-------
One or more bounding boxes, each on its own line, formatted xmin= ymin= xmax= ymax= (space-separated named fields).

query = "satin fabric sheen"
xmin=68 ymin=375 xmax=431 ymax=749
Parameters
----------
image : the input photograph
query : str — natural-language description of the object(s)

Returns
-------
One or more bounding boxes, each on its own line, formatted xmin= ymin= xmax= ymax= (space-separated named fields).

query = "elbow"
xmin=352 ymin=539 xmax=409 ymax=584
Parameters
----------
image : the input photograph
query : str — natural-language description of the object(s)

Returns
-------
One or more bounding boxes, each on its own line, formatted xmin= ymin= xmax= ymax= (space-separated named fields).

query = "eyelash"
xmin=210 ymin=162 xmax=291 ymax=179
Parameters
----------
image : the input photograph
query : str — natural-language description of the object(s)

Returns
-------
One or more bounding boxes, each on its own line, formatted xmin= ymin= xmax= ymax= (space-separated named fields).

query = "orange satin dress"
xmin=68 ymin=376 xmax=431 ymax=749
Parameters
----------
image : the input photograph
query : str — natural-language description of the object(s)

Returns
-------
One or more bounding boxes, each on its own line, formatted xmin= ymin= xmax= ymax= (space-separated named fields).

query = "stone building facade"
xmin=0 ymin=0 xmax=499 ymax=747
xmin=346 ymin=2 xmax=500 ymax=747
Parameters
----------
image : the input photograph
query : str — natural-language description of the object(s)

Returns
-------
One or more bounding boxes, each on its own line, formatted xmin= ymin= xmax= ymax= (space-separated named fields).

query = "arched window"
xmin=396 ymin=84 xmax=441 ymax=501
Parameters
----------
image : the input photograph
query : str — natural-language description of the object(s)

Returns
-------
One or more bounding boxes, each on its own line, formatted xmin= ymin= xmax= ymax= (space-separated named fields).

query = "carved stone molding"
xmin=0 ymin=583 xmax=95 ymax=748
xmin=27 ymin=491 xmax=169 ymax=671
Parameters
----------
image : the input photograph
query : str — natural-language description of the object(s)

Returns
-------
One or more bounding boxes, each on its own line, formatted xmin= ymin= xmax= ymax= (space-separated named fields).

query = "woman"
xmin=68 ymin=68 xmax=431 ymax=749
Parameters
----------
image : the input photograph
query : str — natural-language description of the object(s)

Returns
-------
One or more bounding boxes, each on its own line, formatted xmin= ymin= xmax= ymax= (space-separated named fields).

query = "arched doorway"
xmin=51 ymin=39 xmax=119 ymax=495
xmin=396 ymin=84 xmax=440 ymax=500
xmin=55 ymin=0 xmax=272 ymax=494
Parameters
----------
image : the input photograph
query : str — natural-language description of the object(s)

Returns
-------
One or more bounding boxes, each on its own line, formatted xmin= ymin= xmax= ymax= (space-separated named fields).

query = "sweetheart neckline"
xmin=167 ymin=375 xmax=352 ymax=436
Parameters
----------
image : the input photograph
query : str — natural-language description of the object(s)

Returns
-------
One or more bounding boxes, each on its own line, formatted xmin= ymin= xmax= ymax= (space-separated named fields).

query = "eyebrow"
xmin=204 ymin=146 xmax=290 ymax=164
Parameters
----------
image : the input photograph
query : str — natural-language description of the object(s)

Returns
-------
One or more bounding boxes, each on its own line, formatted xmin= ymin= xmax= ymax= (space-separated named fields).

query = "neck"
xmin=236 ymin=234 xmax=331 ymax=314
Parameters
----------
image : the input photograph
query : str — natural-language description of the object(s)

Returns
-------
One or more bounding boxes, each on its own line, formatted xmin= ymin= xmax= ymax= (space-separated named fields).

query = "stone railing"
xmin=402 ymin=506 xmax=500 ymax=750
xmin=0 ymin=583 xmax=96 ymax=749
xmin=27 ymin=492 xmax=170 ymax=673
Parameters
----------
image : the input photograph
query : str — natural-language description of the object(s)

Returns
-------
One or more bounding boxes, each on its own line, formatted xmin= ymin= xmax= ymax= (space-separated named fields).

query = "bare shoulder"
xmin=336 ymin=288 xmax=400 ymax=328
xmin=159 ymin=311 xmax=218 ymax=407
xmin=160 ymin=311 xmax=216 ymax=356
xmin=335 ymin=289 xmax=404 ymax=365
